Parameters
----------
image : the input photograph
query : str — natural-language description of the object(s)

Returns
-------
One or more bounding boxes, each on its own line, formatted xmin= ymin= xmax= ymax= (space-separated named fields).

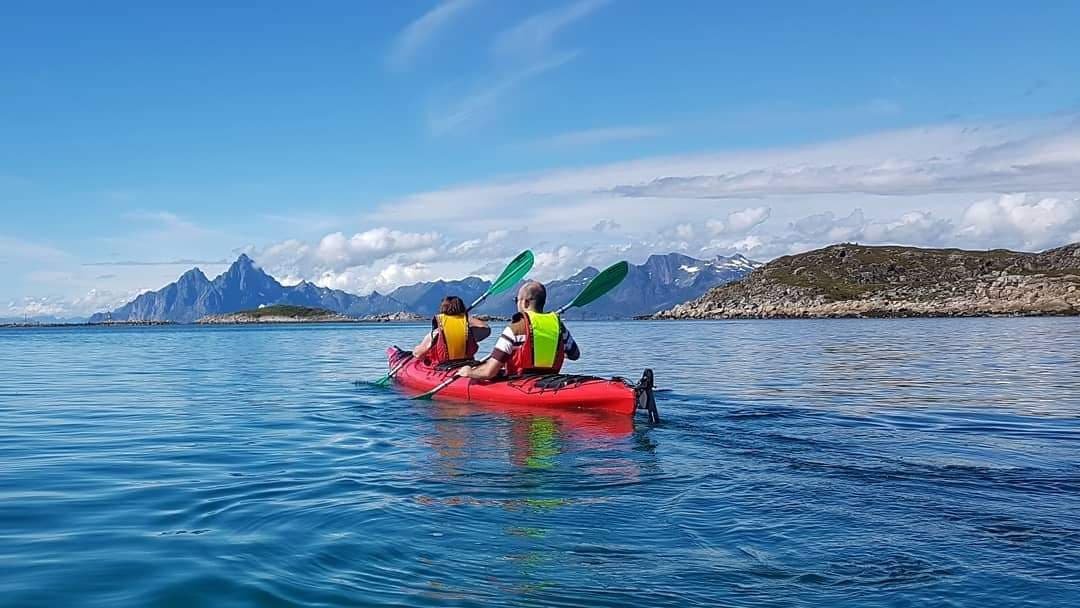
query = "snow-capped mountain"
xmin=88 ymin=252 xmax=760 ymax=322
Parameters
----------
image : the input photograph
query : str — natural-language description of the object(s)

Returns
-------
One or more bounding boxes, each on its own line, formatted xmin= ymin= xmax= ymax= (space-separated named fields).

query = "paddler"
xmin=455 ymin=281 xmax=579 ymax=379
xmin=412 ymin=296 xmax=491 ymax=364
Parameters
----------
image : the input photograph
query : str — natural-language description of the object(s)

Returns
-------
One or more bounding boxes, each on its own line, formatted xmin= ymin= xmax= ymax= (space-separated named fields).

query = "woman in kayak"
xmin=412 ymin=296 xmax=491 ymax=364
xmin=455 ymin=281 xmax=579 ymax=379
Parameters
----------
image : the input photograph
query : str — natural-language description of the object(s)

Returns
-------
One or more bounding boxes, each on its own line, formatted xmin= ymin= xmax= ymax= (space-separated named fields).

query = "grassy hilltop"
xmin=654 ymin=242 xmax=1080 ymax=319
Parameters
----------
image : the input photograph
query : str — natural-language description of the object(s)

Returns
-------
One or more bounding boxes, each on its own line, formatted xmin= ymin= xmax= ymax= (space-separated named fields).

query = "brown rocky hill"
xmin=652 ymin=243 xmax=1080 ymax=319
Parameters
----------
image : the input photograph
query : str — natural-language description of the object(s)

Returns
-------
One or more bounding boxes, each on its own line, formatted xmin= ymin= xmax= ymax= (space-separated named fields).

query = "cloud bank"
xmin=10 ymin=114 xmax=1080 ymax=316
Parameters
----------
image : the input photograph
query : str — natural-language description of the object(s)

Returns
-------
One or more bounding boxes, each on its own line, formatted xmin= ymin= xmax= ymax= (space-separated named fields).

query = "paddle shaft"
xmin=384 ymin=357 xmax=411 ymax=381
xmin=411 ymin=376 xmax=458 ymax=400
xmin=467 ymin=293 xmax=488 ymax=312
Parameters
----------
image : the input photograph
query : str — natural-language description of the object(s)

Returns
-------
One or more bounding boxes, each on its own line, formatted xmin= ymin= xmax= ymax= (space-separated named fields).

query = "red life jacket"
xmin=427 ymin=313 xmax=478 ymax=364
xmin=505 ymin=311 xmax=565 ymax=376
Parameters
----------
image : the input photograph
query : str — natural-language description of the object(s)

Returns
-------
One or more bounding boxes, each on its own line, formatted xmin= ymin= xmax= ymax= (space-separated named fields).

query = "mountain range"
xmin=88 ymin=252 xmax=760 ymax=323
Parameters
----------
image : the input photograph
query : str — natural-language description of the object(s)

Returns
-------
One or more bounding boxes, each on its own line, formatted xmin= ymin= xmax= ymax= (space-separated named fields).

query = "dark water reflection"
xmin=0 ymin=319 xmax=1078 ymax=607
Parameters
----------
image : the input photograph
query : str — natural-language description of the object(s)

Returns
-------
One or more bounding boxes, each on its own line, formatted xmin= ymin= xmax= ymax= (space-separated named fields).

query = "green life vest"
xmin=525 ymin=311 xmax=561 ymax=369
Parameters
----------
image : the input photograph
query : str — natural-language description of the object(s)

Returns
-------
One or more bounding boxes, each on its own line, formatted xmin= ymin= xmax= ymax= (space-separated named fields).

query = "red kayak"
xmin=386 ymin=346 xmax=659 ymax=421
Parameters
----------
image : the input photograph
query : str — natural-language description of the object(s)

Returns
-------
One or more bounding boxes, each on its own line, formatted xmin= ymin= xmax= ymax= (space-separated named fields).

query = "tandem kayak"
xmin=385 ymin=346 xmax=659 ymax=422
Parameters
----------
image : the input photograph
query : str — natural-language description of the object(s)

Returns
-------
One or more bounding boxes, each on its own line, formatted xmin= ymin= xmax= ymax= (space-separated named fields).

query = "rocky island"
xmin=197 ymin=305 xmax=425 ymax=324
xmin=198 ymin=305 xmax=353 ymax=324
xmin=652 ymin=243 xmax=1080 ymax=319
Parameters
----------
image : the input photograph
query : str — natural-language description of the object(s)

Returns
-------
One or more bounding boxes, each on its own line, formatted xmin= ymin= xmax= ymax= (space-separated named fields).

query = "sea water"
xmin=1 ymin=319 xmax=1077 ymax=607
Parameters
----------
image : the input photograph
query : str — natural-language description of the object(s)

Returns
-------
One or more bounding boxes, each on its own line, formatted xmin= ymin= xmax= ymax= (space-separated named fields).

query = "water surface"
xmin=1 ymin=319 xmax=1078 ymax=607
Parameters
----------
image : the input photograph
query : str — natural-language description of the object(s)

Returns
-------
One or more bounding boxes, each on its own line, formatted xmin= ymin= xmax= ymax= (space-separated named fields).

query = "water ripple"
xmin=1 ymin=319 xmax=1078 ymax=607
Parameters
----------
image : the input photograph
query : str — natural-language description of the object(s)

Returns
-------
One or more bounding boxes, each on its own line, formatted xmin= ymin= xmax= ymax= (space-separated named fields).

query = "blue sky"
xmin=3 ymin=0 xmax=1080 ymax=317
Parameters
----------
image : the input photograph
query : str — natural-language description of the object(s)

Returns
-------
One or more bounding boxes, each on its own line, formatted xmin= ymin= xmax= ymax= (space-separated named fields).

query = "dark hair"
xmin=440 ymin=296 xmax=467 ymax=316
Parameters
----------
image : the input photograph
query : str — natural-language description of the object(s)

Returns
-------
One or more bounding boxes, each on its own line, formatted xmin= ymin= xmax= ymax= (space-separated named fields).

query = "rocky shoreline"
xmin=198 ymin=312 xmax=353 ymax=324
xmin=197 ymin=309 xmax=426 ymax=324
xmin=1 ymin=320 xmax=176 ymax=329
xmin=652 ymin=243 xmax=1080 ymax=319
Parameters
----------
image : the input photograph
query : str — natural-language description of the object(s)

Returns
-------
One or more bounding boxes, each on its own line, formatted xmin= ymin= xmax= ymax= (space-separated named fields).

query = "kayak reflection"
xmin=422 ymin=400 xmax=634 ymax=477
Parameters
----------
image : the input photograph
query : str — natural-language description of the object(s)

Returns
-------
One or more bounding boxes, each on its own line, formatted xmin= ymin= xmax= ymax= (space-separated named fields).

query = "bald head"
xmin=516 ymin=281 xmax=547 ymax=312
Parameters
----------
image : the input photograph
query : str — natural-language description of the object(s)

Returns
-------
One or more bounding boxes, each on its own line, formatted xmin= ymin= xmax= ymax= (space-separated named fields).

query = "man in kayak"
xmin=412 ymin=296 xmax=491 ymax=364
xmin=455 ymin=281 xmax=579 ymax=379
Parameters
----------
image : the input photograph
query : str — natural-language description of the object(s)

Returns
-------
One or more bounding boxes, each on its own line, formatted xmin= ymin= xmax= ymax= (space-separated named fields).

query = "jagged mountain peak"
xmin=218 ymin=254 xmax=266 ymax=278
xmin=178 ymin=267 xmax=210 ymax=283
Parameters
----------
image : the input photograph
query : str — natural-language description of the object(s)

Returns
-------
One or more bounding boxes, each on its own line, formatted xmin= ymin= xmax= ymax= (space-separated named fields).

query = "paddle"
xmin=410 ymin=376 xmax=458 ymax=401
xmin=556 ymin=261 xmax=629 ymax=314
xmin=372 ymin=355 xmax=412 ymax=387
xmin=468 ymin=249 xmax=535 ymax=312
xmin=412 ymin=260 xmax=630 ymax=401
xmin=373 ymin=250 xmax=535 ymax=386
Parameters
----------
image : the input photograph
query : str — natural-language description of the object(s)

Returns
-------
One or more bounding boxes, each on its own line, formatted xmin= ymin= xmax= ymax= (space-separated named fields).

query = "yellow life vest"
xmin=436 ymin=313 xmax=470 ymax=360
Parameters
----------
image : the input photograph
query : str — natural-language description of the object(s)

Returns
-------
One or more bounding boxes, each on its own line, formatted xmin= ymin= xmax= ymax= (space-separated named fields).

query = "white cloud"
xmin=789 ymin=208 xmax=952 ymax=247
xmin=6 ymin=287 xmax=150 ymax=319
xmin=448 ymin=229 xmax=514 ymax=255
xmin=16 ymin=115 xmax=1080 ymax=312
xmin=531 ymin=245 xmax=580 ymax=281
xmin=592 ymin=219 xmax=620 ymax=232
xmin=313 ymin=228 xmax=442 ymax=266
xmin=375 ymin=115 xmax=1080 ymax=244
xmin=612 ymin=121 xmax=1080 ymax=199
xmin=251 ymin=227 xmax=444 ymax=285
xmin=492 ymin=0 xmax=610 ymax=63
xmin=428 ymin=0 xmax=609 ymax=134
xmin=376 ymin=262 xmax=435 ymax=287
xmin=685 ymin=195 xmax=1079 ymax=260
xmin=313 ymin=262 xmax=449 ymax=295
xmin=672 ymin=224 xmax=694 ymax=240
xmin=705 ymin=206 xmax=771 ymax=235
xmin=957 ymin=194 xmax=1080 ymax=251
xmin=386 ymin=0 xmax=480 ymax=71
xmin=428 ymin=51 xmax=578 ymax=134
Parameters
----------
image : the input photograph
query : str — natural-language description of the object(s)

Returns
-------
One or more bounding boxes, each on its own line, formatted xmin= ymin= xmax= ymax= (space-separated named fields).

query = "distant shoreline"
xmin=4 ymin=315 xmax=1074 ymax=330
xmin=0 ymin=319 xmax=432 ymax=329
xmin=640 ymin=311 xmax=1078 ymax=320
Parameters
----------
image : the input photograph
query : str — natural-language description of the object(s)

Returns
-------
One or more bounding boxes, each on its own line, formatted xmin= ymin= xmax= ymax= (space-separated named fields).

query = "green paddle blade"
xmin=489 ymin=250 xmax=534 ymax=295
xmin=558 ymin=261 xmax=629 ymax=312
xmin=469 ymin=250 xmax=534 ymax=310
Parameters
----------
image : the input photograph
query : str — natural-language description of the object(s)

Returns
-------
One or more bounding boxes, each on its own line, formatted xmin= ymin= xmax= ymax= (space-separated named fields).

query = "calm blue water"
xmin=1 ymin=319 xmax=1078 ymax=607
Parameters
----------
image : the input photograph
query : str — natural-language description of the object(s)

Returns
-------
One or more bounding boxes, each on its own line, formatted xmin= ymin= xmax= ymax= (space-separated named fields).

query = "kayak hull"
xmin=386 ymin=346 xmax=655 ymax=419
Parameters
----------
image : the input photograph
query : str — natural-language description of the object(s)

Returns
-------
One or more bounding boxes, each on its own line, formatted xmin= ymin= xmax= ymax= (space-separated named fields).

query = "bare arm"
xmin=455 ymin=357 xmax=502 ymax=379
xmin=412 ymin=331 xmax=434 ymax=358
